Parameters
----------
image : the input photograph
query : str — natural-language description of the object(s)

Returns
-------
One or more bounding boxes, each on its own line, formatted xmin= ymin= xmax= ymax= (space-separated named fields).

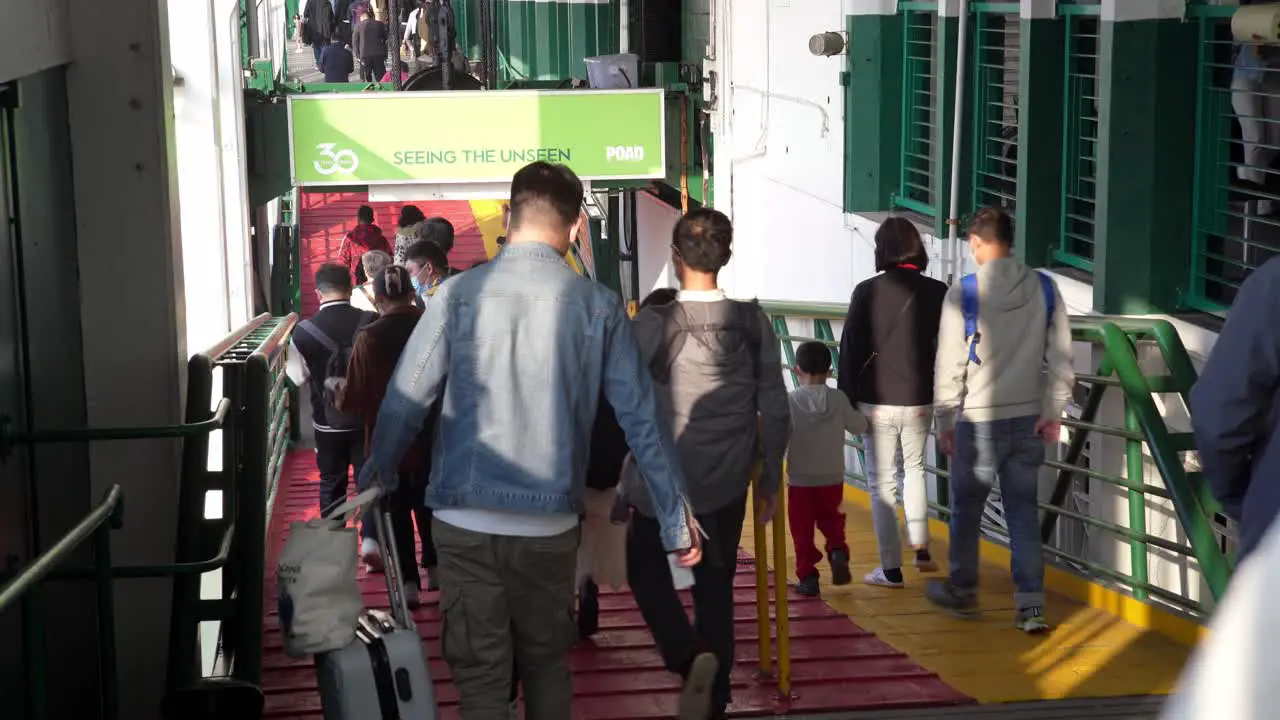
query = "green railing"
xmin=0 ymin=485 xmax=124 ymax=720
xmin=760 ymin=301 xmax=1232 ymax=616
xmin=971 ymin=5 xmax=1021 ymax=215
xmin=1055 ymin=9 xmax=1101 ymax=272
xmin=1186 ymin=7 xmax=1277 ymax=314
xmin=896 ymin=4 xmax=939 ymax=216
xmin=0 ymin=312 xmax=297 ymax=720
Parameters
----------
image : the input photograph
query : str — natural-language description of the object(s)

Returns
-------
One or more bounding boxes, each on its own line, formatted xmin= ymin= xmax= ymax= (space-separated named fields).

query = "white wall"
xmin=66 ymin=0 xmax=186 ymax=716
xmin=0 ymin=0 xmax=71 ymax=85
xmin=635 ymin=192 xmax=680 ymax=294
xmin=714 ymin=0 xmax=857 ymax=303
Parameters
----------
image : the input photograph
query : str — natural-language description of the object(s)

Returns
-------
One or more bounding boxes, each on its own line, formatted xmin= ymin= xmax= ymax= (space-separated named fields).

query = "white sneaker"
xmin=677 ymin=652 xmax=718 ymax=720
xmin=403 ymin=582 xmax=421 ymax=610
xmin=360 ymin=537 xmax=384 ymax=573
xmin=863 ymin=566 xmax=905 ymax=588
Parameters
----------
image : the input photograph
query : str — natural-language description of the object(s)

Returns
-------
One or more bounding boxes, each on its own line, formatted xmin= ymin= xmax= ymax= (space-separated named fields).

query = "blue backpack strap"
xmin=960 ymin=274 xmax=981 ymax=366
xmin=1036 ymin=271 xmax=1056 ymax=328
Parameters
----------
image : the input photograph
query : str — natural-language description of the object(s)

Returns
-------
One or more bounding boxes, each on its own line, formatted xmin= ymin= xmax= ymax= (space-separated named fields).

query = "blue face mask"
xmin=410 ymin=276 xmax=424 ymax=293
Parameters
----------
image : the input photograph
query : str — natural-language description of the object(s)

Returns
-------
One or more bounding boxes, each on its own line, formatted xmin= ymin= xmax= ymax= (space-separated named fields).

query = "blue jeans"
xmin=948 ymin=416 xmax=1046 ymax=609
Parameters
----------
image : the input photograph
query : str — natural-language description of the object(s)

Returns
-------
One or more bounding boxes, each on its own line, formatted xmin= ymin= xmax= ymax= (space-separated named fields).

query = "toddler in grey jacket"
xmin=786 ymin=341 xmax=868 ymax=596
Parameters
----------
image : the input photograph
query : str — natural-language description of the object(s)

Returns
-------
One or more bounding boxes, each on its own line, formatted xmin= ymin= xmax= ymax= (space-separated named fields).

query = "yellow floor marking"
xmin=741 ymin=488 xmax=1194 ymax=703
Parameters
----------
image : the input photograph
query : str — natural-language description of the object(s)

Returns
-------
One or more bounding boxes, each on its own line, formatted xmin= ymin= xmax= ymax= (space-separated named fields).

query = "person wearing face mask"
xmin=403 ymin=237 xmax=452 ymax=306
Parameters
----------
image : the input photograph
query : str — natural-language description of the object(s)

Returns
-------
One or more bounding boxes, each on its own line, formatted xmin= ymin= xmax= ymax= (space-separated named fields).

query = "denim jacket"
xmin=358 ymin=242 xmax=696 ymax=551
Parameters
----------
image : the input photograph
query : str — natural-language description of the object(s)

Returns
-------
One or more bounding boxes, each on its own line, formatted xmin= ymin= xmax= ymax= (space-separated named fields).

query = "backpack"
xmin=959 ymin=271 xmax=1057 ymax=366
xmin=646 ymin=299 xmax=764 ymax=385
xmin=297 ymin=315 xmax=373 ymax=430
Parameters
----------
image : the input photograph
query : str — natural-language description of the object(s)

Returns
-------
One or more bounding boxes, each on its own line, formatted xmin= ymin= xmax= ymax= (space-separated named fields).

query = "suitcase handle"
xmin=372 ymin=500 xmax=415 ymax=628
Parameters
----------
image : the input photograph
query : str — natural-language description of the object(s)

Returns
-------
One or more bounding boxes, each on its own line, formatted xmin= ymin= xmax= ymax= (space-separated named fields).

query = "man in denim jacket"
xmin=358 ymin=161 xmax=704 ymax=719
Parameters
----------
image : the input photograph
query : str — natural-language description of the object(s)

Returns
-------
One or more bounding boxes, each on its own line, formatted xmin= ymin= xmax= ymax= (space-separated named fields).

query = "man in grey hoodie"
xmin=925 ymin=207 xmax=1074 ymax=634
xmin=623 ymin=208 xmax=790 ymax=720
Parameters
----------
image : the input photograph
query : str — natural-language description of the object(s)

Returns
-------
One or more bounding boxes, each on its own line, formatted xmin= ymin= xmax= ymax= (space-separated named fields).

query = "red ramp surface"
xmin=298 ymin=191 xmax=487 ymax=316
xmin=261 ymin=451 xmax=972 ymax=718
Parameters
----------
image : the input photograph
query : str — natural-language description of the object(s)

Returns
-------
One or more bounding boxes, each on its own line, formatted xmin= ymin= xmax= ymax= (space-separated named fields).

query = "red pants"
xmin=787 ymin=484 xmax=848 ymax=579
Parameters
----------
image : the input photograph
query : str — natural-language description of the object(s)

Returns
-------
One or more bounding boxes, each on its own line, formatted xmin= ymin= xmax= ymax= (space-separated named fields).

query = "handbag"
xmin=277 ymin=487 xmax=381 ymax=658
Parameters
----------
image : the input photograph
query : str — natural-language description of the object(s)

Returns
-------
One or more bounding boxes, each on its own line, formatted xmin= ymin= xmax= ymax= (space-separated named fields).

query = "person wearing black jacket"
xmin=301 ymin=0 xmax=337 ymax=68
xmin=836 ymin=217 xmax=947 ymax=589
xmin=352 ymin=9 xmax=389 ymax=81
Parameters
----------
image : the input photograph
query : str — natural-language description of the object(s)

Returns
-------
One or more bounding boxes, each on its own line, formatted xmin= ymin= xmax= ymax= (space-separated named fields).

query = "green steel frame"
xmin=760 ymin=301 xmax=1232 ymax=616
xmin=1185 ymin=6 xmax=1275 ymax=315
xmin=1055 ymin=9 xmax=1101 ymax=272
xmin=0 ymin=313 xmax=298 ymax=720
xmin=895 ymin=4 xmax=939 ymax=216
xmin=970 ymin=5 xmax=1021 ymax=216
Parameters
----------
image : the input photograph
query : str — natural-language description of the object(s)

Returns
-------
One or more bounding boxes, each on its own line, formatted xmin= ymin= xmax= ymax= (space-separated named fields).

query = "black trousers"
xmin=360 ymin=55 xmax=386 ymax=82
xmin=628 ymin=494 xmax=747 ymax=716
xmin=315 ymin=430 xmax=372 ymax=540
xmin=369 ymin=470 xmax=427 ymax=588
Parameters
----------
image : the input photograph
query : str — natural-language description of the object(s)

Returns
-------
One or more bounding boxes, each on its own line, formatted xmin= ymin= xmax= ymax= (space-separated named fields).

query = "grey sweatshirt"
xmin=786 ymin=385 xmax=868 ymax=487
xmin=934 ymin=257 xmax=1075 ymax=431
xmin=623 ymin=292 xmax=791 ymax=516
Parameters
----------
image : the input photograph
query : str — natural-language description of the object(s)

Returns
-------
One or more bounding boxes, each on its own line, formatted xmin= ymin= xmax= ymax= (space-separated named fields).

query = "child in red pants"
xmin=786 ymin=341 xmax=868 ymax=596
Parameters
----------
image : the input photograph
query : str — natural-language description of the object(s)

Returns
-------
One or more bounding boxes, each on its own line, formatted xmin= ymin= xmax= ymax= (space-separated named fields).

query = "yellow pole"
xmin=771 ymin=471 xmax=792 ymax=697
xmin=750 ymin=461 xmax=772 ymax=676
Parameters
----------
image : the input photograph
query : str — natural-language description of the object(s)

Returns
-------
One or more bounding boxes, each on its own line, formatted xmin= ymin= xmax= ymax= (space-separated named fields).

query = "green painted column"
xmin=932 ymin=4 xmax=973 ymax=238
xmin=1014 ymin=5 xmax=1065 ymax=266
xmin=844 ymin=2 xmax=904 ymax=213
xmin=1094 ymin=3 xmax=1197 ymax=313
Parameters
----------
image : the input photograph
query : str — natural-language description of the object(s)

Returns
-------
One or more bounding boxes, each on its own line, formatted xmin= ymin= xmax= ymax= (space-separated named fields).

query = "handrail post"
xmin=770 ymin=487 xmax=792 ymax=699
xmin=233 ymin=354 xmax=271 ymax=684
xmin=94 ymin=521 xmax=121 ymax=720
xmin=18 ymin=559 xmax=47 ymax=720
xmin=166 ymin=351 xmax=216 ymax=690
xmin=751 ymin=464 xmax=772 ymax=677
xmin=1126 ymin=402 xmax=1150 ymax=602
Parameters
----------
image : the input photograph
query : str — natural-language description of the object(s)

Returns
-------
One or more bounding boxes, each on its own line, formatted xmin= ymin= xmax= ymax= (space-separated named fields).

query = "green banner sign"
xmin=288 ymin=89 xmax=666 ymax=186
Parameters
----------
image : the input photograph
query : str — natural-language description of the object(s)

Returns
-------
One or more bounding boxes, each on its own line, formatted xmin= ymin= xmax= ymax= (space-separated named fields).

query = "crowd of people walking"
xmin=298 ymin=0 xmax=467 ymax=84
xmin=285 ymin=158 xmax=1076 ymax=718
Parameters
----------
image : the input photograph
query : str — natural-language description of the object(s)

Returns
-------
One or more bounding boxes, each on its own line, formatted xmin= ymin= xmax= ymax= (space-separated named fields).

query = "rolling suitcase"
xmin=315 ymin=503 xmax=438 ymax=719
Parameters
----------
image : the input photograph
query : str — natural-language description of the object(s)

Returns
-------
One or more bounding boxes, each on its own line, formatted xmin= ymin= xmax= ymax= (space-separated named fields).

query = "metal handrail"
xmin=1 ymin=485 xmax=125 ymax=720
xmin=0 ymin=485 xmax=124 ymax=612
xmin=749 ymin=459 xmax=792 ymax=699
xmin=758 ymin=299 xmax=1231 ymax=615
xmin=0 ymin=398 xmax=231 ymax=454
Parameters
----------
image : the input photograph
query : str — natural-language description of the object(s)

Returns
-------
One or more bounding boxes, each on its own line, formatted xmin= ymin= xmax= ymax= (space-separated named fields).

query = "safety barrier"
xmin=0 ymin=312 xmax=297 ymax=720
xmin=760 ymin=301 xmax=1231 ymax=618
xmin=750 ymin=462 xmax=792 ymax=699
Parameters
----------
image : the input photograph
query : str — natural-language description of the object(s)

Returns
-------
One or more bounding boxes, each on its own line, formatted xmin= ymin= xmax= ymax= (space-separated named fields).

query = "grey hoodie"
xmin=786 ymin=385 xmax=868 ymax=487
xmin=934 ymin=257 xmax=1075 ymax=431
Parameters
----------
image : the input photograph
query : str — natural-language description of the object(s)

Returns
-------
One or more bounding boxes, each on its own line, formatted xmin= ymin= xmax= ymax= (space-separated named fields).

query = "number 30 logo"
xmin=313 ymin=143 xmax=359 ymax=176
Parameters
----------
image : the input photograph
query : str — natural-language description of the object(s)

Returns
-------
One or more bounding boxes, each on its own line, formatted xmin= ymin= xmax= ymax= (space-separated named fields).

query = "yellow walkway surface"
xmin=741 ymin=488 xmax=1196 ymax=704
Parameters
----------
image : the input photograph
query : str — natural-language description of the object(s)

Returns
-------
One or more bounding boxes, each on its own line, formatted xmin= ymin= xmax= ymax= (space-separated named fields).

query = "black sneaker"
xmin=829 ymin=549 xmax=853 ymax=586
xmin=795 ymin=573 xmax=820 ymax=597
xmin=924 ymin=577 xmax=979 ymax=617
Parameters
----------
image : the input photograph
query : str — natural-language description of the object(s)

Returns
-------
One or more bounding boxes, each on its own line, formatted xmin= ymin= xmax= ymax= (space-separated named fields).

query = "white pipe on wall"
xmin=945 ymin=0 xmax=971 ymax=284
